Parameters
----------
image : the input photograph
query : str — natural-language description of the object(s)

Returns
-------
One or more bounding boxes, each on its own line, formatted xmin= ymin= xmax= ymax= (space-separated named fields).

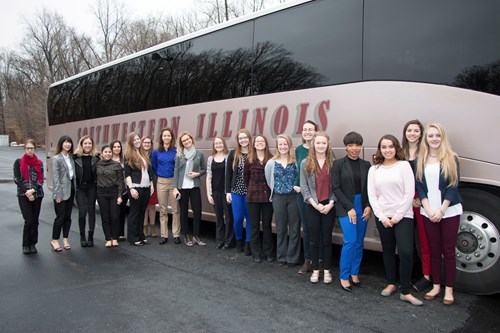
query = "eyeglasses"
xmin=25 ymin=147 xmax=35 ymax=150
xmin=303 ymin=128 xmax=315 ymax=132
xmin=143 ymin=141 xmax=151 ymax=144
xmin=181 ymin=138 xmax=192 ymax=143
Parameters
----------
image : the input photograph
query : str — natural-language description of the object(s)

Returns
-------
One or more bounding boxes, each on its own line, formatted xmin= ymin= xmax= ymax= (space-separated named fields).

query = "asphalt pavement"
xmin=1 ymin=146 xmax=499 ymax=333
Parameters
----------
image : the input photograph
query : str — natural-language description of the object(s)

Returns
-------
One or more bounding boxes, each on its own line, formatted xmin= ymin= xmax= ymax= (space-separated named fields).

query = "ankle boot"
xmin=236 ymin=240 xmax=244 ymax=252
xmin=149 ymin=224 xmax=158 ymax=237
xmin=80 ymin=232 xmax=88 ymax=247
xmin=87 ymin=231 xmax=94 ymax=247
xmin=143 ymin=225 xmax=149 ymax=237
xmin=244 ymin=242 xmax=252 ymax=256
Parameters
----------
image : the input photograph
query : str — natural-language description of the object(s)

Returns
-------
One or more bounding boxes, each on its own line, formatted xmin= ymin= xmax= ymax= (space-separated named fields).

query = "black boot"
xmin=244 ymin=242 xmax=252 ymax=256
xmin=80 ymin=232 xmax=88 ymax=247
xmin=87 ymin=231 xmax=94 ymax=247
xmin=236 ymin=240 xmax=244 ymax=252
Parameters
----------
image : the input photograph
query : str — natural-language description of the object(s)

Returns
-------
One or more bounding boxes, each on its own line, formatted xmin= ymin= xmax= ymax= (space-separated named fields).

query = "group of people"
xmin=15 ymin=120 xmax=462 ymax=307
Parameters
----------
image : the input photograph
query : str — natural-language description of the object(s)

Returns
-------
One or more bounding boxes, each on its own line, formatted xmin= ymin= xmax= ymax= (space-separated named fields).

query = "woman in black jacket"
xmin=74 ymin=135 xmax=99 ymax=247
xmin=124 ymin=132 xmax=154 ymax=246
xmin=14 ymin=139 xmax=44 ymax=254
xmin=332 ymin=132 xmax=372 ymax=291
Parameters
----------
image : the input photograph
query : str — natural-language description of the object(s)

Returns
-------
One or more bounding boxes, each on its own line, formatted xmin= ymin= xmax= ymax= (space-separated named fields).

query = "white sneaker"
xmin=323 ymin=270 xmax=332 ymax=284
xmin=310 ymin=270 xmax=320 ymax=284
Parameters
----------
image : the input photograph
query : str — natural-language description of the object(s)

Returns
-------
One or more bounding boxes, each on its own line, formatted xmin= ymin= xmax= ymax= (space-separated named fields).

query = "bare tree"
xmin=93 ymin=0 xmax=130 ymax=64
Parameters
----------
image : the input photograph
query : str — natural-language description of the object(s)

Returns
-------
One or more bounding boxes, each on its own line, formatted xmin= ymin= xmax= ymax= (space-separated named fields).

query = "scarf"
xmin=20 ymin=153 xmax=43 ymax=183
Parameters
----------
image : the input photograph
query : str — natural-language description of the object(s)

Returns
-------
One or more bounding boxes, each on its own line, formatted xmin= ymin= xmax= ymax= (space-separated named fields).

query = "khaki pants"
xmin=156 ymin=177 xmax=180 ymax=238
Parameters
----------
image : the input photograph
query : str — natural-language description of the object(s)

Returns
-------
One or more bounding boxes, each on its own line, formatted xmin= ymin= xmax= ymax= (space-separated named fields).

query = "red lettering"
xmin=238 ymin=109 xmax=249 ymax=130
xmin=77 ymin=128 xmax=82 ymax=139
xmin=294 ymin=103 xmax=309 ymax=136
xmin=159 ymin=118 xmax=168 ymax=130
xmin=272 ymin=105 xmax=288 ymax=136
xmin=251 ymin=107 xmax=267 ymax=136
xmin=103 ymin=125 xmax=110 ymax=143
xmin=315 ymin=100 xmax=329 ymax=131
xmin=148 ymin=119 xmax=156 ymax=140
xmin=95 ymin=126 xmax=102 ymax=144
xmin=130 ymin=121 xmax=136 ymax=134
xmin=171 ymin=117 xmax=180 ymax=137
xmin=208 ymin=113 xmax=218 ymax=139
xmin=138 ymin=120 xmax=146 ymax=137
xmin=196 ymin=113 xmax=206 ymax=139
xmin=82 ymin=127 xmax=88 ymax=136
xmin=121 ymin=123 xmax=129 ymax=142
xmin=222 ymin=111 xmax=233 ymax=138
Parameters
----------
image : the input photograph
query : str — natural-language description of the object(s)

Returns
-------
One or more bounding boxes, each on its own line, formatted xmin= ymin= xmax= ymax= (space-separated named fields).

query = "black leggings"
xmin=376 ymin=217 xmax=414 ymax=295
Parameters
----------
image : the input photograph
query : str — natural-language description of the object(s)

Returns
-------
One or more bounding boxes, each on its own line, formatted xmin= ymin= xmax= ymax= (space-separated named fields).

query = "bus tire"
xmin=455 ymin=188 xmax=500 ymax=295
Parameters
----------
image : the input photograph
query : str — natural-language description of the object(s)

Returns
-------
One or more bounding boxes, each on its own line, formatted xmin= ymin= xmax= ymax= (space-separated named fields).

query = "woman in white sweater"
xmin=367 ymin=134 xmax=422 ymax=306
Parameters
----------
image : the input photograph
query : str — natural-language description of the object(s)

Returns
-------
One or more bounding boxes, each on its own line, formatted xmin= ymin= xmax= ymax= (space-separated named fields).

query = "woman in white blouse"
xmin=416 ymin=123 xmax=462 ymax=306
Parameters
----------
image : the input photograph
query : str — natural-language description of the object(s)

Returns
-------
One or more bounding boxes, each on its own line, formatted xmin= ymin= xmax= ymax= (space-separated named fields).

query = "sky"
xmin=0 ymin=0 xmax=197 ymax=51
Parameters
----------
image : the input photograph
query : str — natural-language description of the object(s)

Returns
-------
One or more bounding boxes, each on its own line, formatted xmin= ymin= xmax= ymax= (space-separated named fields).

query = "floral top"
xmin=273 ymin=163 xmax=297 ymax=195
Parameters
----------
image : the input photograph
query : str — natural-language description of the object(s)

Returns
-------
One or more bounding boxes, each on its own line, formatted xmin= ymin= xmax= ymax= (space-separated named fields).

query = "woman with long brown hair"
xmin=152 ymin=128 xmax=181 ymax=245
xmin=402 ymin=119 xmax=432 ymax=292
xmin=124 ymin=132 xmax=154 ymax=246
xmin=244 ymin=135 xmax=273 ymax=263
xmin=51 ymin=135 xmax=76 ymax=252
xmin=416 ymin=123 xmax=463 ymax=305
xmin=368 ymin=134 xmax=422 ymax=306
xmin=142 ymin=135 xmax=158 ymax=238
xmin=226 ymin=129 xmax=254 ymax=254
xmin=110 ymin=139 xmax=128 ymax=242
xmin=14 ymin=139 xmax=44 ymax=254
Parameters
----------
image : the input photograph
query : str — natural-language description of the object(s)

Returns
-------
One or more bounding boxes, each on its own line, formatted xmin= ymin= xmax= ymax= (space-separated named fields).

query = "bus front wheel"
xmin=455 ymin=188 xmax=500 ymax=295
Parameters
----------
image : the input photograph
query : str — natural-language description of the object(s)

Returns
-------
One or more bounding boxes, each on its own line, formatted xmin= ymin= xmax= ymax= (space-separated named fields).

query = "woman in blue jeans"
xmin=332 ymin=132 xmax=371 ymax=291
xmin=226 ymin=129 xmax=253 ymax=255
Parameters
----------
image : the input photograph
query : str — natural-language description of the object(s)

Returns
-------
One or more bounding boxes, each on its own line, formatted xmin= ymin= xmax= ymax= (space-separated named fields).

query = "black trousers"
xmin=179 ymin=187 xmax=202 ymax=236
xmin=118 ymin=192 xmax=128 ymax=237
xmin=127 ymin=187 xmax=150 ymax=243
xmin=248 ymin=202 xmax=274 ymax=258
xmin=97 ymin=186 xmax=120 ymax=240
xmin=212 ymin=191 xmax=235 ymax=247
xmin=18 ymin=196 xmax=43 ymax=246
xmin=76 ymin=184 xmax=97 ymax=234
xmin=52 ymin=186 xmax=75 ymax=239
xmin=305 ymin=201 xmax=334 ymax=270
xmin=376 ymin=217 xmax=414 ymax=295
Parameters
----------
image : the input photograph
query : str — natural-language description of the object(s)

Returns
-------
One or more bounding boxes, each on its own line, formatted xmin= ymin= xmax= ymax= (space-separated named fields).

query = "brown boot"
xmin=298 ymin=260 xmax=312 ymax=275
xmin=143 ymin=225 xmax=149 ymax=237
xmin=149 ymin=224 xmax=158 ymax=237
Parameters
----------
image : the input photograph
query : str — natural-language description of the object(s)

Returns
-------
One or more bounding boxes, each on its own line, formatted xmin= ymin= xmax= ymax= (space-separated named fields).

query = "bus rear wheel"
xmin=455 ymin=188 xmax=500 ymax=295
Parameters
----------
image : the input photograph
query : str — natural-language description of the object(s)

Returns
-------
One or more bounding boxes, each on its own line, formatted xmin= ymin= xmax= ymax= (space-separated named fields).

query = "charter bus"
xmin=46 ymin=0 xmax=500 ymax=295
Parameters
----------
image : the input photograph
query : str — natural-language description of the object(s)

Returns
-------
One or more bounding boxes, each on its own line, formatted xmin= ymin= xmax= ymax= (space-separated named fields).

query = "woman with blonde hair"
xmin=300 ymin=132 xmax=336 ymax=283
xmin=173 ymin=131 xmax=206 ymax=246
xmin=416 ymin=123 xmax=462 ymax=305
xmin=226 ymin=129 xmax=254 ymax=254
xmin=207 ymin=136 xmax=234 ymax=249
xmin=265 ymin=134 xmax=301 ymax=267
xmin=74 ymin=135 xmax=99 ymax=247
xmin=124 ymin=132 xmax=154 ymax=246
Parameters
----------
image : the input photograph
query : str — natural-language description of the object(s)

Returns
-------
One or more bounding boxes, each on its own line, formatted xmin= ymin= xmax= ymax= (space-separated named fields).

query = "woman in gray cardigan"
xmin=51 ymin=135 xmax=76 ymax=252
xmin=173 ymin=131 xmax=206 ymax=246
xmin=300 ymin=132 xmax=336 ymax=284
